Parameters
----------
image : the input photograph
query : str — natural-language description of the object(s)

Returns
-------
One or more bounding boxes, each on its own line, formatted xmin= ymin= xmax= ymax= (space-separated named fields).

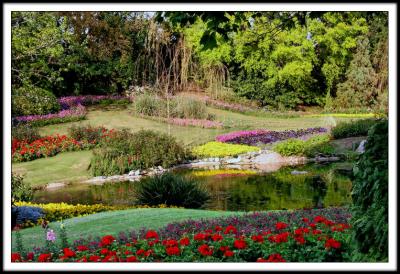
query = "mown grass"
xmin=12 ymin=150 xmax=92 ymax=186
xmin=11 ymin=208 xmax=243 ymax=252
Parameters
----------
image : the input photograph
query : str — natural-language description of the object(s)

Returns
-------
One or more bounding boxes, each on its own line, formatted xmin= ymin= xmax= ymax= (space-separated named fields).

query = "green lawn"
xmin=13 ymin=105 xmax=363 ymax=186
xmin=12 ymin=150 xmax=92 ymax=186
xmin=12 ymin=208 xmax=243 ymax=252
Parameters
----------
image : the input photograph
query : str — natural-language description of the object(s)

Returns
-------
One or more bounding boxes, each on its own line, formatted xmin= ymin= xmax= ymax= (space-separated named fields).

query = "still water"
xmin=32 ymin=163 xmax=353 ymax=211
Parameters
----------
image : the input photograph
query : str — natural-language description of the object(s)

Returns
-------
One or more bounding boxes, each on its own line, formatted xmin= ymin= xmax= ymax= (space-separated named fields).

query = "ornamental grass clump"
xmin=135 ymin=173 xmax=210 ymax=209
xmin=192 ymin=142 xmax=260 ymax=158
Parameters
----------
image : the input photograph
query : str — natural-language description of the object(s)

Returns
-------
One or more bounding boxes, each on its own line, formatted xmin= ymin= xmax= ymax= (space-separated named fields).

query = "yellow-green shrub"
xmin=192 ymin=141 xmax=259 ymax=158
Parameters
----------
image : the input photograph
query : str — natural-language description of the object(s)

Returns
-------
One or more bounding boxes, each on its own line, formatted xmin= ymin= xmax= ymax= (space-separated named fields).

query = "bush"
xmin=273 ymin=139 xmax=305 ymax=156
xmin=134 ymin=93 xmax=164 ymax=117
xmin=351 ymin=119 xmax=388 ymax=261
xmin=68 ymin=124 xmax=108 ymax=143
xmin=331 ymin=119 xmax=379 ymax=139
xmin=172 ymin=96 xmax=209 ymax=120
xmin=135 ymin=173 xmax=210 ymax=208
xmin=12 ymin=125 xmax=41 ymax=142
xmin=12 ymin=86 xmax=60 ymax=116
xmin=91 ymin=130 xmax=191 ymax=176
xmin=11 ymin=173 xmax=33 ymax=202
xmin=192 ymin=142 xmax=260 ymax=158
xmin=273 ymin=134 xmax=332 ymax=157
xmin=15 ymin=206 xmax=44 ymax=226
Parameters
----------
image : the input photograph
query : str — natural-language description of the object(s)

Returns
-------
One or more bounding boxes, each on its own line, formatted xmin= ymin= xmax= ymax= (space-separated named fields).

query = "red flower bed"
xmin=12 ymin=129 xmax=116 ymax=162
xmin=11 ymin=215 xmax=352 ymax=263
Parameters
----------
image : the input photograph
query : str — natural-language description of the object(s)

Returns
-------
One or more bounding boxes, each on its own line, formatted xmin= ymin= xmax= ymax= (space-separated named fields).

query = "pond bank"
xmin=44 ymin=149 xmax=344 ymax=189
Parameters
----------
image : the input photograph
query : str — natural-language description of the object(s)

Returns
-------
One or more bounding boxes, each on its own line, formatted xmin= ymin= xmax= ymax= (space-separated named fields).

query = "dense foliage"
xmin=331 ymin=119 xmax=379 ymax=139
xmin=273 ymin=134 xmax=332 ymax=157
xmin=12 ymin=86 xmax=60 ymax=116
xmin=135 ymin=173 xmax=210 ymax=208
xmin=11 ymin=11 xmax=388 ymax=113
xmin=11 ymin=173 xmax=33 ymax=203
xmin=351 ymin=119 xmax=388 ymax=261
xmin=91 ymin=130 xmax=191 ymax=176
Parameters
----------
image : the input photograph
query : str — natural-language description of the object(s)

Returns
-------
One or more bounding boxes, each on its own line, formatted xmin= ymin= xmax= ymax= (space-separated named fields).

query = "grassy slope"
xmin=12 ymin=150 xmax=92 ymax=186
xmin=13 ymin=105 xmax=360 ymax=186
xmin=12 ymin=208 xmax=243 ymax=251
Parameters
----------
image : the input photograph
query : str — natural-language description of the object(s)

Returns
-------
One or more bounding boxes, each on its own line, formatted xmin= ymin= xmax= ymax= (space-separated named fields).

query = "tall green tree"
xmin=11 ymin=11 xmax=70 ymax=91
xmin=334 ymin=37 xmax=378 ymax=111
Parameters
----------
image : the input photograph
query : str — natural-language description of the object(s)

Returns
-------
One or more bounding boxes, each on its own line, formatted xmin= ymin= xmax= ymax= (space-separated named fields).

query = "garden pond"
xmin=32 ymin=162 xmax=353 ymax=211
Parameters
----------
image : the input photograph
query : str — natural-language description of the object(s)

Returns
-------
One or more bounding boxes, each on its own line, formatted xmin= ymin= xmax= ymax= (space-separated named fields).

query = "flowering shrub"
xmin=192 ymin=142 xmax=259 ymax=158
xmin=216 ymin=127 xmax=328 ymax=145
xmin=12 ymin=208 xmax=353 ymax=262
xmin=14 ymin=105 xmax=87 ymax=127
xmin=191 ymin=169 xmax=257 ymax=178
xmin=12 ymin=128 xmax=115 ymax=162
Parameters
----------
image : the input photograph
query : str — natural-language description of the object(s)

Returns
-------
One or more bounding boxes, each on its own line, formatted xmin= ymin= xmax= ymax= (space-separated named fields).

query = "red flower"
xmin=302 ymin=217 xmax=310 ymax=223
xmin=224 ymin=250 xmax=234 ymax=257
xmin=180 ymin=237 xmax=190 ymax=246
xmin=325 ymin=238 xmax=341 ymax=249
xmin=275 ymin=222 xmax=288 ymax=230
xmin=125 ymin=250 xmax=132 ymax=255
xmin=38 ymin=253 xmax=52 ymax=262
xmin=219 ymin=246 xmax=230 ymax=252
xmin=136 ymin=249 xmax=146 ymax=256
xmin=63 ymin=248 xmax=76 ymax=258
xmin=145 ymin=250 xmax=153 ymax=257
xmin=89 ymin=255 xmax=101 ymax=262
xmin=251 ymin=234 xmax=264 ymax=243
xmin=163 ymin=239 xmax=178 ymax=247
xmin=145 ymin=230 xmax=159 ymax=240
xmin=11 ymin=253 xmax=22 ymax=262
xmin=126 ymin=256 xmax=138 ymax=262
xmin=194 ymin=233 xmax=207 ymax=241
xmin=198 ymin=244 xmax=213 ymax=256
xmin=211 ymin=234 xmax=223 ymax=242
xmin=312 ymin=229 xmax=322 ymax=235
xmin=233 ymin=239 xmax=247 ymax=249
xmin=224 ymin=225 xmax=237 ymax=234
xmin=26 ymin=252 xmax=34 ymax=261
xmin=166 ymin=246 xmax=180 ymax=256
xmin=215 ymin=225 xmax=223 ymax=232
xmin=100 ymin=248 xmax=109 ymax=255
xmin=294 ymin=236 xmax=306 ymax=245
xmin=101 ymin=235 xmax=115 ymax=246
xmin=266 ymin=254 xmax=286 ymax=262
xmin=309 ymin=223 xmax=317 ymax=229
xmin=268 ymin=232 xmax=290 ymax=243
xmin=314 ymin=215 xmax=326 ymax=223
xmin=204 ymin=229 xmax=213 ymax=234
xmin=76 ymin=245 xmax=89 ymax=252
xmin=256 ymin=258 xmax=269 ymax=262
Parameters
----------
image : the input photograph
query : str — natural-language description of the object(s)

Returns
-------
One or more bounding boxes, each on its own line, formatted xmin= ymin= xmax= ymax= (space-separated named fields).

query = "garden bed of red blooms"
xmin=12 ymin=207 xmax=353 ymax=262
xmin=12 ymin=129 xmax=116 ymax=162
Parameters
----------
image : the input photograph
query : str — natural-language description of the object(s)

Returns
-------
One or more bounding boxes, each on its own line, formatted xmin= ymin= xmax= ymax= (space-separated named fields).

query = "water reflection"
xmin=33 ymin=163 xmax=353 ymax=211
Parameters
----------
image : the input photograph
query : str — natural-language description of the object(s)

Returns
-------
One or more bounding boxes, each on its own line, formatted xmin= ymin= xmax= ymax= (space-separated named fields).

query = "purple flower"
xmin=46 ymin=229 xmax=56 ymax=242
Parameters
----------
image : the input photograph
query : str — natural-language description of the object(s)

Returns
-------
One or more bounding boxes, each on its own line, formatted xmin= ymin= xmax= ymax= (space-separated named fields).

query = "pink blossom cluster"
xmin=167 ymin=118 xmax=224 ymax=129
xmin=15 ymin=104 xmax=87 ymax=123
